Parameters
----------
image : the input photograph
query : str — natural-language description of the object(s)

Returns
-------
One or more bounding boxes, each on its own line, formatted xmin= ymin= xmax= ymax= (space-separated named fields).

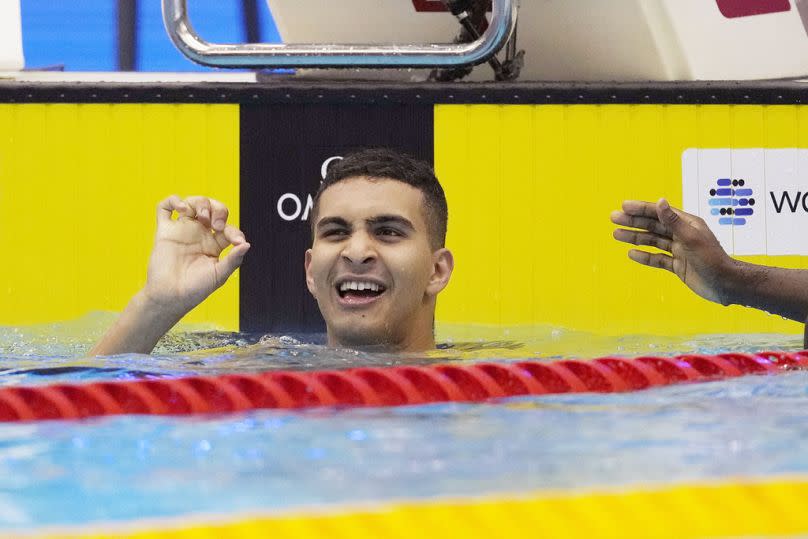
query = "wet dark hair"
xmin=311 ymin=148 xmax=448 ymax=249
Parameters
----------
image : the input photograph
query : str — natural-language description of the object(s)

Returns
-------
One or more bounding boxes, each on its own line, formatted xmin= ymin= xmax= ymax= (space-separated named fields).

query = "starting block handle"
xmin=161 ymin=0 xmax=518 ymax=69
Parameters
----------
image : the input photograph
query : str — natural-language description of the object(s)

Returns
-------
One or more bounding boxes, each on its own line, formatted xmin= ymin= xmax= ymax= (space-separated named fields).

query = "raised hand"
xmin=90 ymin=195 xmax=249 ymax=356
xmin=611 ymin=198 xmax=737 ymax=305
xmin=144 ymin=195 xmax=250 ymax=314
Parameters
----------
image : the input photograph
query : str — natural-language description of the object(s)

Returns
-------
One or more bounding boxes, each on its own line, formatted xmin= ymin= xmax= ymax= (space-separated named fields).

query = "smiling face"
xmin=305 ymin=177 xmax=453 ymax=351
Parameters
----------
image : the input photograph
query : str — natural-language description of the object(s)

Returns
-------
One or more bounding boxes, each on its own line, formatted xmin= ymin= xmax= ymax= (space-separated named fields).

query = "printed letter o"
xmin=277 ymin=193 xmax=302 ymax=221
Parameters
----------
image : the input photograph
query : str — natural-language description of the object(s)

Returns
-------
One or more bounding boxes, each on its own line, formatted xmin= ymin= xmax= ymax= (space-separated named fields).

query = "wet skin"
xmin=305 ymin=177 xmax=453 ymax=352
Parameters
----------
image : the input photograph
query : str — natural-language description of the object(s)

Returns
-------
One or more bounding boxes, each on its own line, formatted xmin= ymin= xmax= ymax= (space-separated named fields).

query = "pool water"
xmin=1 ymin=315 xmax=806 ymax=531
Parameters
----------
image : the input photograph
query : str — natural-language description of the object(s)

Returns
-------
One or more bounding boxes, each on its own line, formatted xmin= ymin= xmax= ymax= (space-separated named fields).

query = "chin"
xmin=330 ymin=322 xmax=394 ymax=349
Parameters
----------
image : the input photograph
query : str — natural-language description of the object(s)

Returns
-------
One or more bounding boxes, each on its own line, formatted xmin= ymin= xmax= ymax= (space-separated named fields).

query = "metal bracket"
xmin=161 ymin=0 xmax=518 ymax=69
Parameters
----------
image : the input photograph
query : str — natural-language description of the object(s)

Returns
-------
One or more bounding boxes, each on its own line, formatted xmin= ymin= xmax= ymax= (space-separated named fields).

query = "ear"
xmin=304 ymin=249 xmax=317 ymax=297
xmin=426 ymin=248 xmax=454 ymax=297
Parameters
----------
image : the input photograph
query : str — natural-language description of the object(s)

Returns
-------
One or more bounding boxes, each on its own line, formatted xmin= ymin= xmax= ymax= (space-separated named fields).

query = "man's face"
xmin=305 ymin=177 xmax=453 ymax=351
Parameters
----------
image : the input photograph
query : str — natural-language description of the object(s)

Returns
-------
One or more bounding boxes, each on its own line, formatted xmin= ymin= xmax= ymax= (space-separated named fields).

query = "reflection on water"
xmin=0 ymin=313 xmax=803 ymax=385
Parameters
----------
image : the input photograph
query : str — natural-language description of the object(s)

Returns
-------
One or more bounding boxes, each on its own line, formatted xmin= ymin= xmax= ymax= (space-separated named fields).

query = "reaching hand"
xmin=143 ymin=195 xmax=251 ymax=314
xmin=611 ymin=198 xmax=738 ymax=305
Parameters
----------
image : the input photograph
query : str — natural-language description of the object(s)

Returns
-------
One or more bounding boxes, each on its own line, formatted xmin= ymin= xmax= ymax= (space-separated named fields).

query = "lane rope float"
xmin=0 ymin=351 xmax=804 ymax=421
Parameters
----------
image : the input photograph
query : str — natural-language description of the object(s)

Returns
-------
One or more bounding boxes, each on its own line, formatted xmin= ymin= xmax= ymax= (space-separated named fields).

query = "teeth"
xmin=339 ymin=281 xmax=382 ymax=292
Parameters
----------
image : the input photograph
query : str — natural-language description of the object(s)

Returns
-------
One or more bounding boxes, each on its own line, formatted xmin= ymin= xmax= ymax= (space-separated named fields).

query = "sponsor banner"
xmin=682 ymin=148 xmax=808 ymax=256
xmin=239 ymin=104 xmax=434 ymax=333
xmin=436 ymin=104 xmax=808 ymax=336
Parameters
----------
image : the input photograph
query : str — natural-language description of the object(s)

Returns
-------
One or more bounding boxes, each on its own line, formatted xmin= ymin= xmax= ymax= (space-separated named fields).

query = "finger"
xmin=223 ymin=224 xmax=246 ymax=244
xmin=610 ymin=211 xmax=671 ymax=237
xmin=208 ymin=198 xmax=230 ymax=232
xmin=156 ymin=195 xmax=190 ymax=224
xmin=627 ymin=249 xmax=674 ymax=272
xmin=621 ymin=200 xmax=661 ymax=219
xmin=185 ymin=196 xmax=213 ymax=228
xmin=215 ymin=243 xmax=251 ymax=286
xmin=613 ymin=229 xmax=672 ymax=252
xmin=212 ymin=225 xmax=247 ymax=251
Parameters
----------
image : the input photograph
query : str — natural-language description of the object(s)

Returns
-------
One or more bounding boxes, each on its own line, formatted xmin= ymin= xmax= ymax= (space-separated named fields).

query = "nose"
xmin=341 ymin=230 xmax=376 ymax=266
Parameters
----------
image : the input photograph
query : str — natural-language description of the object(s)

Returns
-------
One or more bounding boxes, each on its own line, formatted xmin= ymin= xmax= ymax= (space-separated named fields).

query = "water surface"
xmin=0 ymin=316 xmax=806 ymax=531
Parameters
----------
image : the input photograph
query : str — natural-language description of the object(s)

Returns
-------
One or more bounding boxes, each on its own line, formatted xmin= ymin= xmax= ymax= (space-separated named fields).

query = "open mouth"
xmin=336 ymin=280 xmax=387 ymax=303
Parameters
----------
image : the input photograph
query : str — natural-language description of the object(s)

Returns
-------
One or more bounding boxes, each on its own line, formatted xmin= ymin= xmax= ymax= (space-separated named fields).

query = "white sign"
xmin=682 ymin=148 xmax=808 ymax=256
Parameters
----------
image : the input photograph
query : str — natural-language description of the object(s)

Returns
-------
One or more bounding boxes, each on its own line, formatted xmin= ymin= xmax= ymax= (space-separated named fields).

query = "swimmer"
xmin=91 ymin=149 xmax=454 ymax=355
xmin=611 ymin=199 xmax=808 ymax=342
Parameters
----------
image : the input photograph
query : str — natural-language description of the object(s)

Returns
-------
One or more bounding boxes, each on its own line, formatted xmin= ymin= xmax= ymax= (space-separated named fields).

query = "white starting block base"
xmin=269 ymin=0 xmax=808 ymax=81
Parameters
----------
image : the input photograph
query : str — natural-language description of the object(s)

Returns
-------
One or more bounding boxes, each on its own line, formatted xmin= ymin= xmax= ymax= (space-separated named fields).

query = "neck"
xmin=327 ymin=318 xmax=436 ymax=353
xmin=327 ymin=332 xmax=435 ymax=353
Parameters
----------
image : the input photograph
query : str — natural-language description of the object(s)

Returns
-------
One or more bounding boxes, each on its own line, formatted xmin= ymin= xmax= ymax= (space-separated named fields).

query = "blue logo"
xmin=709 ymin=178 xmax=755 ymax=226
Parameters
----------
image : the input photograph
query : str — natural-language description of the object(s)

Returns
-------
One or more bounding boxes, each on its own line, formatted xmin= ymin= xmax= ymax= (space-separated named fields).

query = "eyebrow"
xmin=315 ymin=216 xmax=350 ymax=231
xmin=315 ymin=215 xmax=416 ymax=232
xmin=366 ymin=215 xmax=415 ymax=231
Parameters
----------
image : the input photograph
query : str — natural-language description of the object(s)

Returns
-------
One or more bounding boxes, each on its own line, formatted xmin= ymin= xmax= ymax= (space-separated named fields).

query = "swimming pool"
xmin=4 ymin=77 xmax=808 ymax=537
xmin=3 ymin=321 xmax=808 ymax=536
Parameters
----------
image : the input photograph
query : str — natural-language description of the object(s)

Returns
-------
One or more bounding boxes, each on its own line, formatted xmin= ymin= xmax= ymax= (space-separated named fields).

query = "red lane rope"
xmin=0 ymin=351 xmax=804 ymax=422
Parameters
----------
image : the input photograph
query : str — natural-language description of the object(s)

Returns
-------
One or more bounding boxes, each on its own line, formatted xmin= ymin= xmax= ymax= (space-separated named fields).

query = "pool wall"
xmin=0 ymin=102 xmax=240 ymax=329
xmin=1 ymin=82 xmax=806 ymax=337
xmin=40 ymin=477 xmax=808 ymax=538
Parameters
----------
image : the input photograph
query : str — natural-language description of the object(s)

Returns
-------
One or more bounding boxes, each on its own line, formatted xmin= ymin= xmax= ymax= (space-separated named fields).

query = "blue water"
xmin=1 ymin=320 xmax=807 ymax=531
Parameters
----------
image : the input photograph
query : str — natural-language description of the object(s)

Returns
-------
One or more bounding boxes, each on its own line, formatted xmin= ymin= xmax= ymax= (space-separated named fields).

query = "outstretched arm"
xmin=611 ymin=198 xmax=808 ymax=323
xmin=90 ymin=195 xmax=250 ymax=355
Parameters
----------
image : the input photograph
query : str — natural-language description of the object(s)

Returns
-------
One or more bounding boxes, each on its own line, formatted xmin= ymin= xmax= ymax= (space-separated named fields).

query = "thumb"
xmin=215 ymin=243 xmax=251 ymax=286
xmin=656 ymin=198 xmax=687 ymax=234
